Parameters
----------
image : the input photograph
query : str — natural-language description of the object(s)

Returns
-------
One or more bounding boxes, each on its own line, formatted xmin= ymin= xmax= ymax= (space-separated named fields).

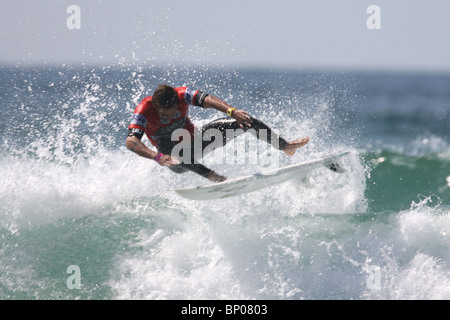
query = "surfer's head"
xmin=153 ymin=85 xmax=179 ymax=121
xmin=153 ymin=85 xmax=178 ymax=109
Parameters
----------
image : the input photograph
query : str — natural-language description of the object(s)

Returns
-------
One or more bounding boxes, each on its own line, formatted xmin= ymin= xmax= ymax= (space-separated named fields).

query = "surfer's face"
xmin=157 ymin=105 xmax=178 ymax=121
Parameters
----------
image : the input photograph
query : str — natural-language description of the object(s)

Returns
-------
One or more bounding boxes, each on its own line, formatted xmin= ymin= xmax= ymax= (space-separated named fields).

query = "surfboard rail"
xmin=175 ymin=151 xmax=350 ymax=200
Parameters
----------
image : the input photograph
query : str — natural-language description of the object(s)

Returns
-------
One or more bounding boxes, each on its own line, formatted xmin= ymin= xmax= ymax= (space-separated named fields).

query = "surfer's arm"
xmin=202 ymin=95 xmax=252 ymax=128
xmin=126 ymin=136 xmax=157 ymax=160
xmin=126 ymin=136 xmax=178 ymax=167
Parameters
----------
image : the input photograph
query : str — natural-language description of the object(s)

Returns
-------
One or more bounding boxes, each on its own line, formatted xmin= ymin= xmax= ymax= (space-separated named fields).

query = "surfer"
xmin=126 ymin=85 xmax=309 ymax=182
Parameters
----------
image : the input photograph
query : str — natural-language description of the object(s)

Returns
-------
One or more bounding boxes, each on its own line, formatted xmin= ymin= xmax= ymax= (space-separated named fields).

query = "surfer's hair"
xmin=153 ymin=85 xmax=178 ymax=109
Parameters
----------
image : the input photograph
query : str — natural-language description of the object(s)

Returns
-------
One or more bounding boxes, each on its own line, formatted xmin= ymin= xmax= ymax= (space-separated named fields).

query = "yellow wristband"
xmin=227 ymin=107 xmax=236 ymax=117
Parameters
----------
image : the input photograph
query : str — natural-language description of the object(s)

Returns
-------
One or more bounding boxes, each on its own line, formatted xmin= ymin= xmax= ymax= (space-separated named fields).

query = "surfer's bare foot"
xmin=207 ymin=171 xmax=227 ymax=183
xmin=283 ymin=137 xmax=310 ymax=156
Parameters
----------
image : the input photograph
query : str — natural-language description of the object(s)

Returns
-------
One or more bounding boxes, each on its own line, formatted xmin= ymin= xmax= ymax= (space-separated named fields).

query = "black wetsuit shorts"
xmin=157 ymin=117 xmax=288 ymax=178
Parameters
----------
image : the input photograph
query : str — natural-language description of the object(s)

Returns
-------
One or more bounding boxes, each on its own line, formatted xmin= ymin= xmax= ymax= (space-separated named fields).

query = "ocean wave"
xmin=362 ymin=145 xmax=450 ymax=212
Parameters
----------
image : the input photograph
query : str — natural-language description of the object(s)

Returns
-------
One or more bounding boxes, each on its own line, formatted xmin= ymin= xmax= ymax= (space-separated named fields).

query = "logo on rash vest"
xmin=184 ymin=87 xmax=197 ymax=105
xmin=130 ymin=113 xmax=148 ymax=128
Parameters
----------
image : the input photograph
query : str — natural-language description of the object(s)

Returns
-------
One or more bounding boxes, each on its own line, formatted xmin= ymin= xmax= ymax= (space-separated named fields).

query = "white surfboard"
xmin=175 ymin=151 xmax=350 ymax=200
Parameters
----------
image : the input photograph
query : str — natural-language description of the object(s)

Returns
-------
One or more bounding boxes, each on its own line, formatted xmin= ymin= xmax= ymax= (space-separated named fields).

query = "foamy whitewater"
xmin=0 ymin=66 xmax=449 ymax=299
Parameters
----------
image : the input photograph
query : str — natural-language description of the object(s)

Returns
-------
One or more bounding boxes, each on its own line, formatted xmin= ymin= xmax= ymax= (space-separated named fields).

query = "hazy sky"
xmin=1 ymin=0 xmax=450 ymax=71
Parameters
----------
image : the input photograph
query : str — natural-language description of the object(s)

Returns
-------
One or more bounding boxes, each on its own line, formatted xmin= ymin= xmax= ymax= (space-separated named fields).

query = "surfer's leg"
xmin=167 ymin=162 xmax=225 ymax=182
xmin=243 ymin=117 xmax=289 ymax=150
xmin=201 ymin=117 xmax=239 ymax=147
xmin=167 ymin=165 xmax=189 ymax=174
xmin=174 ymin=162 xmax=210 ymax=177
xmin=158 ymin=136 xmax=209 ymax=177
xmin=282 ymin=137 xmax=310 ymax=156
xmin=199 ymin=117 xmax=309 ymax=159
xmin=241 ymin=117 xmax=309 ymax=156
xmin=200 ymin=117 xmax=289 ymax=151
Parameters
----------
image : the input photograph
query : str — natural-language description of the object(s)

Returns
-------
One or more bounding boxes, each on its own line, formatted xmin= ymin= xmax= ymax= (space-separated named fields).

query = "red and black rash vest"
xmin=128 ymin=87 xmax=206 ymax=147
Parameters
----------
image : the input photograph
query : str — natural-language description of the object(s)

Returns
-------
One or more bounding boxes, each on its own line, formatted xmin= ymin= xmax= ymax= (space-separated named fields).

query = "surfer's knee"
xmin=168 ymin=165 xmax=188 ymax=174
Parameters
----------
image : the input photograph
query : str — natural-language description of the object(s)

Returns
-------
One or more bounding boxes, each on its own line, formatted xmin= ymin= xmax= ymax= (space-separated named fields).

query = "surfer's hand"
xmin=157 ymin=154 xmax=180 ymax=167
xmin=207 ymin=171 xmax=227 ymax=183
xmin=233 ymin=110 xmax=252 ymax=129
